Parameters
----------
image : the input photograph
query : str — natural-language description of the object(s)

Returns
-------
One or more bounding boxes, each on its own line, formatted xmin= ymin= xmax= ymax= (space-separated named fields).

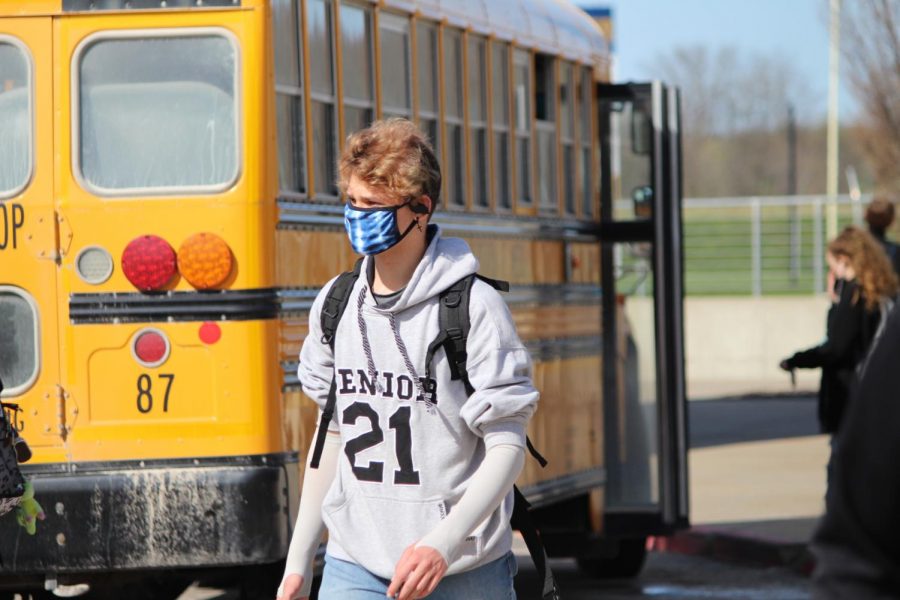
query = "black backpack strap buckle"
xmin=446 ymin=327 xmax=464 ymax=340
xmin=442 ymin=291 xmax=462 ymax=308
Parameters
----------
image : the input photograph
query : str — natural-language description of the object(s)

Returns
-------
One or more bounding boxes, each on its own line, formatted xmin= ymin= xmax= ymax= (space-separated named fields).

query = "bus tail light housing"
xmin=121 ymin=235 xmax=177 ymax=291
xmin=177 ymin=233 xmax=233 ymax=290
xmin=132 ymin=328 xmax=170 ymax=368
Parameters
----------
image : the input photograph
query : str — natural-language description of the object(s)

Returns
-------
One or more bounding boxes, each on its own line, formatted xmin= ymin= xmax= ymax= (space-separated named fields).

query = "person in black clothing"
xmin=864 ymin=194 xmax=900 ymax=276
xmin=810 ymin=301 xmax=900 ymax=598
xmin=780 ymin=226 xmax=898 ymax=434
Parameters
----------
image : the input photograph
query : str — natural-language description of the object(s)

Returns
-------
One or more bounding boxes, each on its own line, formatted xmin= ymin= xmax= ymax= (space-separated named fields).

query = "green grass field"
xmin=680 ymin=205 xmax=857 ymax=295
xmin=614 ymin=204 xmax=859 ymax=297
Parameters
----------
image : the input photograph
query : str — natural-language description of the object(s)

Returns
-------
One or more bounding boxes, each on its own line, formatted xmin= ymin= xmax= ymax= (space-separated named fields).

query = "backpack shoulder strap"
xmin=475 ymin=273 xmax=510 ymax=292
xmin=425 ymin=273 xmax=547 ymax=465
xmin=319 ymin=258 xmax=364 ymax=350
xmin=423 ymin=273 xmax=511 ymax=394
xmin=422 ymin=274 xmax=476 ymax=399
xmin=309 ymin=258 xmax=364 ymax=469
xmin=441 ymin=275 xmax=476 ymax=393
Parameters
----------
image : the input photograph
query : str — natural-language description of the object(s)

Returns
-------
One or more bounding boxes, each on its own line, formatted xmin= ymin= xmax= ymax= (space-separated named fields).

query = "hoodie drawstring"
xmin=386 ymin=311 xmax=431 ymax=409
xmin=356 ymin=286 xmax=383 ymax=394
xmin=357 ymin=285 xmax=432 ymax=408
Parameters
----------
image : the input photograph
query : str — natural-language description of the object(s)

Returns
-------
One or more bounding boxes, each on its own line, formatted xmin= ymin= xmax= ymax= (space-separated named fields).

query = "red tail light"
xmin=132 ymin=328 xmax=170 ymax=368
xmin=121 ymin=235 xmax=176 ymax=291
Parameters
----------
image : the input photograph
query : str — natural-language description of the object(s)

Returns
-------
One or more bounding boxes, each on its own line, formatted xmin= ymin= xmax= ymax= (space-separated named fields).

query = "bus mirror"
xmin=631 ymin=108 xmax=652 ymax=155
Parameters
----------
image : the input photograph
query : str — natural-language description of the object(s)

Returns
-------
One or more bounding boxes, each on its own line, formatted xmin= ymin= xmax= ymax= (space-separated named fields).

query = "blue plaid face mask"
xmin=344 ymin=199 xmax=418 ymax=256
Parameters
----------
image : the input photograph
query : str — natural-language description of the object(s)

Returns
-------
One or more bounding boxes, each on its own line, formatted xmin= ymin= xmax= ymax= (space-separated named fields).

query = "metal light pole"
xmin=787 ymin=104 xmax=800 ymax=285
xmin=826 ymin=0 xmax=841 ymax=242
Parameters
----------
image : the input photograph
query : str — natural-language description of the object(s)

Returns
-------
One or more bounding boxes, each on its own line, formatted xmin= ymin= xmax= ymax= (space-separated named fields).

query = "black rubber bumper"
xmin=0 ymin=453 xmax=299 ymax=575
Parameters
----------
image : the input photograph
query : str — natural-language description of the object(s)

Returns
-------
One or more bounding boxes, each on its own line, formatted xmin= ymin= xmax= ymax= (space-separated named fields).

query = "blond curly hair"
xmin=828 ymin=225 xmax=899 ymax=310
xmin=338 ymin=118 xmax=441 ymax=208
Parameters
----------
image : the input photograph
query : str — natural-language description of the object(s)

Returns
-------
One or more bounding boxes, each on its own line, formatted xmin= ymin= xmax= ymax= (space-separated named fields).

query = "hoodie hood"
xmin=361 ymin=224 xmax=479 ymax=313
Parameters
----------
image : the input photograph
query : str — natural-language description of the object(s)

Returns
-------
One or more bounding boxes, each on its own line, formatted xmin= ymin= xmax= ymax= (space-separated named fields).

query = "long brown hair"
xmin=828 ymin=225 xmax=899 ymax=310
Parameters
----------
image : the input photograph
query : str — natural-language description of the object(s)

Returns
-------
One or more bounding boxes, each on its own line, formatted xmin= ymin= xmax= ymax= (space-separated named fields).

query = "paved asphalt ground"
xmin=513 ymin=551 xmax=809 ymax=600
xmin=688 ymin=394 xmax=820 ymax=448
xmin=178 ymin=549 xmax=811 ymax=600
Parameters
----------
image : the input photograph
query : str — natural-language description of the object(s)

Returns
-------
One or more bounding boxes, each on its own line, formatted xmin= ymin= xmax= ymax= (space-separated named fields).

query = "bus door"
xmin=54 ymin=11 xmax=259 ymax=463
xmin=597 ymin=82 xmax=689 ymax=535
xmin=0 ymin=17 xmax=65 ymax=457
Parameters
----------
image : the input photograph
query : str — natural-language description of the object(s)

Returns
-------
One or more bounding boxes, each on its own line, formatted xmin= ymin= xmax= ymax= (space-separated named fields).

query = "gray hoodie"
xmin=297 ymin=225 xmax=539 ymax=579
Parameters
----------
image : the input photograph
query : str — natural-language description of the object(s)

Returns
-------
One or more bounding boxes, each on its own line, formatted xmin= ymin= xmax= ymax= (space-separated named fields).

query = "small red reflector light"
xmin=199 ymin=322 xmax=221 ymax=345
xmin=122 ymin=235 xmax=177 ymax=292
xmin=132 ymin=329 xmax=170 ymax=368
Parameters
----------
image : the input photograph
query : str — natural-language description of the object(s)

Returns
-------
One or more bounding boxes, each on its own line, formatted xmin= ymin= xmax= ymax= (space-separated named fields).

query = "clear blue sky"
xmin=576 ymin=0 xmax=855 ymax=121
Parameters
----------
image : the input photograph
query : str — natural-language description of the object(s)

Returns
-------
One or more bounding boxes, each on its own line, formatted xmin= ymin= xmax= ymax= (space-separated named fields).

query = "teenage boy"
xmin=276 ymin=118 xmax=537 ymax=600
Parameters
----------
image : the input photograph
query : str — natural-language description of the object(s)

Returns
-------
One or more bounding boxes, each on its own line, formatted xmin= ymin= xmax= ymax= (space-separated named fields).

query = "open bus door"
xmin=0 ymin=18 xmax=66 ymax=457
xmin=597 ymin=82 xmax=689 ymax=542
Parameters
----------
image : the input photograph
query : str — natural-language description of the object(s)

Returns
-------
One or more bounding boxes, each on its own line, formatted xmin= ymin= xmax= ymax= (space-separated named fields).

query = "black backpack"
xmin=309 ymin=258 xmax=560 ymax=600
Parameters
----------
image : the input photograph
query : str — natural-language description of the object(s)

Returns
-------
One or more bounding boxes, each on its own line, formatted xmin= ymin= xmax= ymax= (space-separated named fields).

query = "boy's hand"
xmin=276 ymin=574 xmax=306 ymax=600
xmin=387 ymin=544 xmax=448 ymax=600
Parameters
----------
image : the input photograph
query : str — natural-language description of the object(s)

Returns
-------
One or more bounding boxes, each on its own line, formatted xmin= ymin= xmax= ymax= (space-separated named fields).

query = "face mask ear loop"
xmin=395 ymin=217 xmax=419 ymax=244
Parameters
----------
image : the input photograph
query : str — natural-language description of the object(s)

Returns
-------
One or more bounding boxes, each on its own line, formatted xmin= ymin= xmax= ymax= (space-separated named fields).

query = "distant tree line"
xmin=650 ymin=44 xmax=874 ymax=199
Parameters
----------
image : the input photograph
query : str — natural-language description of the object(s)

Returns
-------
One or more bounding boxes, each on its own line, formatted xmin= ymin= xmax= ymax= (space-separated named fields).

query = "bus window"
xmin=513 ymin=49 xmax=532 ymax=207
xmin=340 ymin=2 xmax=374 ymax=135
xmin=442 ymin=28 xmax=465 ymax=209
xmin=579 ymin=66 xmax=594 ymax=218
xmin=0 ymin=287 xmax=39 ymax=396
xmin=416 ymin=21 xmax=440 ymax=162
xmin=0 ymin=39 xmax=30 ymax=198
xmin=379 ymin=13 xmax=411 ymax=120
xmin=491 ymin=42 xmax=511 ymax=211
xmin=560 ymin=62 xmax=575 ymax=215
xmin=308 ymin=0 xmax=339 ymax=198
xmin=534 ymin=53 xmax=556 ymax=213
xmin=467 ymin=35 xmax=488 ymax=209
xmin=273 ymin=0 xmax=306 ymax=196
xmin=75 ymin=32 xmax=239 ymax=196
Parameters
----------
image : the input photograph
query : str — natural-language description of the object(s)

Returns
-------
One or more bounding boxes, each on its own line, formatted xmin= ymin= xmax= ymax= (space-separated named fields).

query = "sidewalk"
xmin=657 ymin=434 xmax=830 ymax=574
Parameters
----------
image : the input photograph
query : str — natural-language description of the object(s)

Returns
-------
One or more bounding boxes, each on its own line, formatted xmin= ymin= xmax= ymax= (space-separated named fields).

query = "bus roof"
xmin=2 ymin=0 xmax=609 ymax=66
xmin=0 ymin=0 xmax=246 ymax=18
xmin=390 ymin=0 xmax=609 ymax=64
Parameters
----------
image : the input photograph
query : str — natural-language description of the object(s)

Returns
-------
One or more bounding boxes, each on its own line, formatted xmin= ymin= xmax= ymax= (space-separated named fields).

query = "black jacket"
xmin=874 ymin=234 xmax=900 ymax=277
xmin=785 ymin=279 xmax=880 ymax=433
xmin=811 ymin=301 xmax=900 ymax=598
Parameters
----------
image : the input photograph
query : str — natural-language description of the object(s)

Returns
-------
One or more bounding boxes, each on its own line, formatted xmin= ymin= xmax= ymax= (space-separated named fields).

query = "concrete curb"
xmin=651 ymin=527 xmax=816 ymax=576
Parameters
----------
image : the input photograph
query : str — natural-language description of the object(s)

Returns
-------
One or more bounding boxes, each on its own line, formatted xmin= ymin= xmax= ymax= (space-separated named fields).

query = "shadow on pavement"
xmin=689 ymin=394 xmax=820 ymax=449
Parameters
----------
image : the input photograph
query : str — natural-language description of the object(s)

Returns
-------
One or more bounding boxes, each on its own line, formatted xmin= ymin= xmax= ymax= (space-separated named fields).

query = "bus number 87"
xmin=136 ymin=373 xmax=175 ymax=414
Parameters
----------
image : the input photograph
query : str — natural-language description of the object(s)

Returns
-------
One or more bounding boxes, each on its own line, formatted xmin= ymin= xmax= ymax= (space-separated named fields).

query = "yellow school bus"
xmin=0 ymin=0 xmax=687 ymax=595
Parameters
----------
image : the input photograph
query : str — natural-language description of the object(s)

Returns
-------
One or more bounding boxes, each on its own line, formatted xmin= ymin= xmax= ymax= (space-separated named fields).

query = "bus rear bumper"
xmin=0 ymin=453 xmax=300 ymax=576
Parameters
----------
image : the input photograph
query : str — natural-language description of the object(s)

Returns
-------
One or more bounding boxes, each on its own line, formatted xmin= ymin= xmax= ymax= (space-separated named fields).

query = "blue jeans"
xmin=318 ymin=552 xmax=518 ymax=600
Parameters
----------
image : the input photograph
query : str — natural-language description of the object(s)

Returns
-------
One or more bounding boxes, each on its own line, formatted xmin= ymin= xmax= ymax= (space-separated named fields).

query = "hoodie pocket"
xmin=322 ymin=490 xmax=449 ymax=579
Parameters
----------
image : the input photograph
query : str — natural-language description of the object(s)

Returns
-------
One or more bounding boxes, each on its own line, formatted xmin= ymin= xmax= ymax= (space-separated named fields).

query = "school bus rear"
xmin=0 ymin=0 xmax=293 ymax=584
